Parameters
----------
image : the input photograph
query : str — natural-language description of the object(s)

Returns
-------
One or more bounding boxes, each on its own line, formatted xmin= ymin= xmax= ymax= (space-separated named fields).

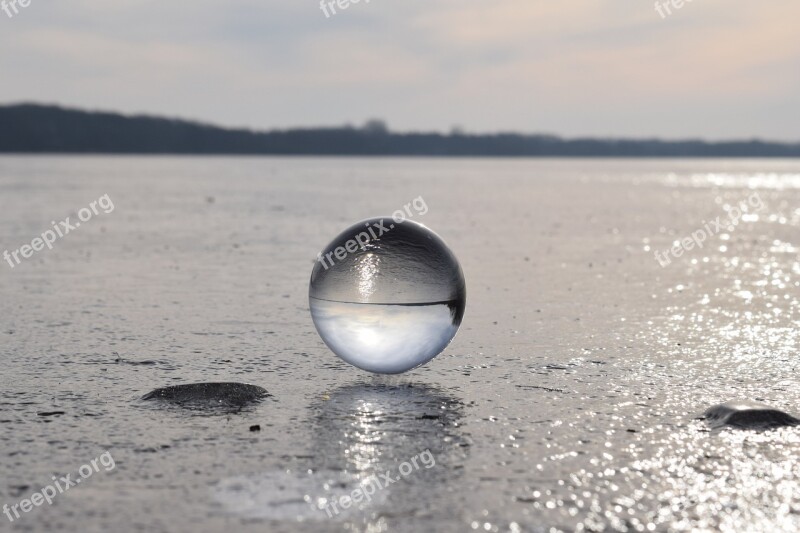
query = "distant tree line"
xmin=1 ymin=104 xmax=799 ymax=157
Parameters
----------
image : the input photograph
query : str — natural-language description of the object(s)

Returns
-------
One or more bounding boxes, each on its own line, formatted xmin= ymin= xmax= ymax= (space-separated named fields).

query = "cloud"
xmin=1 ymin=0 xmax=798 ymax=139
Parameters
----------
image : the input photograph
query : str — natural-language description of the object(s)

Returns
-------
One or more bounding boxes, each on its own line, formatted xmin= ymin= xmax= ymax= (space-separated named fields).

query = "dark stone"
xmin=141 ymin=382 xmax=270 ymax=410
xmin=37 ymin=411 xmax=66 ymax=417
xmin=249 ymin=424 xmax=261 ymax=432
xmin=704 ymin=402 xmax=800 ymax=430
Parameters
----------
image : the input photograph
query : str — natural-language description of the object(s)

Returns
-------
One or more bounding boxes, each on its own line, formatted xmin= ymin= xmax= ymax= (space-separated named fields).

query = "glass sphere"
xmin=309 ymin=217 xmax=466 ymax=374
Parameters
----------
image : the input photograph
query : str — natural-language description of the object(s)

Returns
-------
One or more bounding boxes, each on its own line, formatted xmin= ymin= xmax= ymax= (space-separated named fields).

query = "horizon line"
xmin=3 ymin=101 xmax=798 ymax=146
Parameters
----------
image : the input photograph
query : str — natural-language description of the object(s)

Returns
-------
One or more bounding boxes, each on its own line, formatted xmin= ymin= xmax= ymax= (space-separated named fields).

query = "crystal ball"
xmin=309 ymin=217 xmax=466 ymax=374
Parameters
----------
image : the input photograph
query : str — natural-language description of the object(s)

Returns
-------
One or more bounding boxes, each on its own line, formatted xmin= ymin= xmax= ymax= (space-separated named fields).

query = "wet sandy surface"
xmin=0 ymin=157 xmax=798 ymax=532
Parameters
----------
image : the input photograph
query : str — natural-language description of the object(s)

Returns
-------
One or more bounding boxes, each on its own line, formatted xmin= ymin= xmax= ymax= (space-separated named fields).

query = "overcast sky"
xmin=1 ymin=0 xmax=799 ymax=140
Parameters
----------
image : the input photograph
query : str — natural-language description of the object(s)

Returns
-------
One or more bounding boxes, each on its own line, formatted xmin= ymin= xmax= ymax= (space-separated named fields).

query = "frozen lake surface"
xmin=1 ymin=157 xmax=799 ymax=532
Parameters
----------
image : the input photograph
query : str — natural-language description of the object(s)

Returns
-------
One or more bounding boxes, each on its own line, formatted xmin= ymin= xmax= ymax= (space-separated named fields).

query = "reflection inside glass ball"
xmin=309 ymin=217 xmax=466 ymax=374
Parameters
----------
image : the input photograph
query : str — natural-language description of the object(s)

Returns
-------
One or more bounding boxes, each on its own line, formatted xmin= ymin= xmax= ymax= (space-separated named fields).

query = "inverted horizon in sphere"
xmin=309 ymin=217 xmax=466 ymax=374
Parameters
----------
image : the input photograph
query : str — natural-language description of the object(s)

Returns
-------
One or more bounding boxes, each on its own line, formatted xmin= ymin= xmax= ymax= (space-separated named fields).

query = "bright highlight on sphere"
xmin=309 ymin=217 xmax=466 ymax=374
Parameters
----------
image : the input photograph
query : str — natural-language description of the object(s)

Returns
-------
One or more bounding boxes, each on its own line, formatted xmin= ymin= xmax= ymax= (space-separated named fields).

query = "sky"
xmin=1 ymin=0 xmax=799 ymax=140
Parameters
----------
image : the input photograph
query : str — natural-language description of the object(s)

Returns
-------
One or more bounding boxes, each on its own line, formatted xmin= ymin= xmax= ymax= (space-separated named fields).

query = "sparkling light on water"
xmin=309 ymin=217 xmax=466 ymax=374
